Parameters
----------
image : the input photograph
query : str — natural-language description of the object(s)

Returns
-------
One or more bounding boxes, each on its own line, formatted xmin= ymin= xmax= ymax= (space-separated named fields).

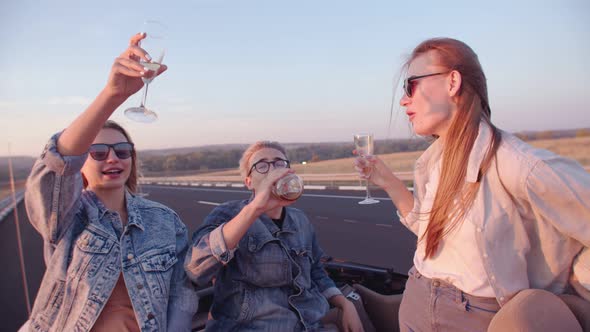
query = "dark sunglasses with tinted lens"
xmin=403 ymin=72 xmax=448 ymax=97
xmin=88 ymin=142 xmax=134 ymax=161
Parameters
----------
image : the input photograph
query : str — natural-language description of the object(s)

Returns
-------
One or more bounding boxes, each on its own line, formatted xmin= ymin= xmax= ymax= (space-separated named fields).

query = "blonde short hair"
xmin=238 ymin=141 xmax=287 ymax=178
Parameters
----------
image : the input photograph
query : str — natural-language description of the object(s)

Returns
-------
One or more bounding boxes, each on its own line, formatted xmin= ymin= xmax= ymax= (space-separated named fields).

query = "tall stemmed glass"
xmin=354 ymin=133 xmax=380 ymax=204
xmin=125 ymin=20 xmax=167 ymax=123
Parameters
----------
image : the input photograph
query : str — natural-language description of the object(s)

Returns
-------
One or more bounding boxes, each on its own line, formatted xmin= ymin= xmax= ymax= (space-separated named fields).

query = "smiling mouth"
xmin=102 ymin=170 xmax=123 ymax=175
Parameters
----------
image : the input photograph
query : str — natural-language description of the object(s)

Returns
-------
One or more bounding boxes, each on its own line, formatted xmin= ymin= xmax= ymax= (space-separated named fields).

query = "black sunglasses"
xmin=88 ymin=142 xmax=134 ymax=161
xmin=248 ymin=158 xmax=290 ymax=176
xmin=403 ymin=72 xmax=449 ymax=98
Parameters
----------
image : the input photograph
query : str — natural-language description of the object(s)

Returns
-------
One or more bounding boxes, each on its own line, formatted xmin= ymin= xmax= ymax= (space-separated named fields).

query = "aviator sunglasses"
xmin=88 ymin=142 xmax=134 ymax=161
xmin=403 ymin=72 xmax=449 ymax=97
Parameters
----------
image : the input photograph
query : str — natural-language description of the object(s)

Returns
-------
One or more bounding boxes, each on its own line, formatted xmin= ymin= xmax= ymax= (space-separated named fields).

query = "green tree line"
xmin=139 ymin=138 xmax=432 ymax=174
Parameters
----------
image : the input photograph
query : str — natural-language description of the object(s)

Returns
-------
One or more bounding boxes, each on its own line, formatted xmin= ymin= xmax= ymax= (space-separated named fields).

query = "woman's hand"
xmin=353 ymin=151 xmax=415 ymax=216
xmin=353 ymin=152 xmax=397 ymax=190
xmin=104 ymin=32 xmax=168 ymax=100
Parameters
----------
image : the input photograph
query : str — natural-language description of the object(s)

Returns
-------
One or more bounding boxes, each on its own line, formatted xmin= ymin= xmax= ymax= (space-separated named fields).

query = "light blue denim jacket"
xmin=20 ymin=134 xmax=197 ymax=332
xmin=185 ymin=200 xmax=342 ymax=331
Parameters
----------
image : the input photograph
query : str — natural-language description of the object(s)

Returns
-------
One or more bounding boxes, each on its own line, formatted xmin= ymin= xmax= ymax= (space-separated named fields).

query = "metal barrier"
xmin=0 ymin=190 xmax=25 ymax=222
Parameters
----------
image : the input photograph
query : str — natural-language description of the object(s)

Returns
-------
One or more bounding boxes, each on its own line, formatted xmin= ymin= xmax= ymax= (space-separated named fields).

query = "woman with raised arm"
xmin=185 ymin=141 xmax=364 ymax=331
xmin=20 ymin=33 xmax=196 ymax=332
xmin=355 ymin=38 xmax=590 ymax=331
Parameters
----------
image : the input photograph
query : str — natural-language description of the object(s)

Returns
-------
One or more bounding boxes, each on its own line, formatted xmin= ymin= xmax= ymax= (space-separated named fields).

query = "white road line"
xmin=338 ymin=186 xmax=366 ymax=191
xmin=304 ymin=185 xmax=327 ymax=190
xmin=343 ymin=219 xmax=358 ymax=223
xmin=197 ymin=201 xmax=221 ymax=206
xmin=148 ymin=185 xmax=252 ymax=195
xmin=145 ymin=185 xmax=391 ymax=200
xmin=376 ymin=224 xmax=393 ymax=228
xmin=303 ymin=193 xmax=391 ymax=200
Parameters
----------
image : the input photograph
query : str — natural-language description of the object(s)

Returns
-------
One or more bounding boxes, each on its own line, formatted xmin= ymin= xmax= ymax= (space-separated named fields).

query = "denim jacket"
xmin=20 ymin=134 xmax=197 ymax=332
xmin=185 ymin=200 xmax=341 ymax=331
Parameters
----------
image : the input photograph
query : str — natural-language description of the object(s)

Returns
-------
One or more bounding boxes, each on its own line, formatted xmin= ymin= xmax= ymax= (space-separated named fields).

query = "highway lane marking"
xmin=302 ymin=193 xmax=390 ymax=200
xmin=197 ymin=201 xmax=221 ymax=206
xmin=145 ymin=185 xmax=391 ymax=200
xmin=343 ymin=219 xmax=358 ymax=223
xmin=376 ymin=224 xmax=393 ymax=228
xmin=148 ymin=185 xmax=251 ymax=195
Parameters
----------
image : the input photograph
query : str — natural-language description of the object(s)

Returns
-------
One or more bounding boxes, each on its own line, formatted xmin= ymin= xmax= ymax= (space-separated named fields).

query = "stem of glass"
xmin=140 ymin=83 xmax=150 ymax=108
xmin=364 ymin=179 xmax=373 ymax=200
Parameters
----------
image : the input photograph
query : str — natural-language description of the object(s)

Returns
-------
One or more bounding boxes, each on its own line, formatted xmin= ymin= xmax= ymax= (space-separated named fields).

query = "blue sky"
xmin=1 ymin=0 xmax=588 ymax=157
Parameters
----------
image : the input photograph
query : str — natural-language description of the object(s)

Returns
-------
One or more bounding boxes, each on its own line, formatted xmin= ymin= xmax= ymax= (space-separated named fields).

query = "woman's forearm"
xmin=57 ymin=89 xmax=126 ymax=156
xmin=383 ymin=176 xmax=415 ymax=217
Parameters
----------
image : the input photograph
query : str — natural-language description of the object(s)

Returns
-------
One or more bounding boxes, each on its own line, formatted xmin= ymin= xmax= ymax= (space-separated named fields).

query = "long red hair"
xmin=406 ymin=38 xmax=501 ymax=259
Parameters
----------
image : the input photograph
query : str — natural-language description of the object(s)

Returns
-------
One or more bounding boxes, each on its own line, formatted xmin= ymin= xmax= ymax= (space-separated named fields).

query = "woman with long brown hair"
xmin=355 ymin=38 xmax=590 ymax=331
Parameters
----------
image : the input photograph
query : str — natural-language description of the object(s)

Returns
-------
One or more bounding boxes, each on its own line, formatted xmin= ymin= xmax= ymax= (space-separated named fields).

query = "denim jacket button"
xmin=127 ymin=254 xmax=134 ymax=260
xmin=137 ymin=283 xmax=144 ymax=289
xmin=147 ymin=312 xmax=155 ymax=320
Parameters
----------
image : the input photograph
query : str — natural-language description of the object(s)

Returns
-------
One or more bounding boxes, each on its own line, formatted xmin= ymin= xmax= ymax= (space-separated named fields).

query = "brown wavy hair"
xmin=407 ymin=38 xmax=502 ymax=259
xmin=82 ymin=120 xmax=138 ymax=193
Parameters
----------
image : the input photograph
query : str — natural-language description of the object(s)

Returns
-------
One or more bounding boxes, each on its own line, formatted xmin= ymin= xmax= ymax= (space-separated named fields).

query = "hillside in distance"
xmin=1 ymin=128 xmax=589 ymax=180
xmin=139 ymin=127 xmax=590 ymax=176
xmin=0 ymin=156 xmax=36 ymax=182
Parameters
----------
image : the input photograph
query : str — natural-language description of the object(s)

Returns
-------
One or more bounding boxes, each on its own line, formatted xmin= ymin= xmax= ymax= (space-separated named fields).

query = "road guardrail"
xmin=0 ymin=190 xmax=25 ymax=222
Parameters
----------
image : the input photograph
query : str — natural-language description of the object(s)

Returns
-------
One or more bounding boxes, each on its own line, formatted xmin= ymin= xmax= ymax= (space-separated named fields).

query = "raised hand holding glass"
xmin=125 ymin=20 xmax=167 ymax=123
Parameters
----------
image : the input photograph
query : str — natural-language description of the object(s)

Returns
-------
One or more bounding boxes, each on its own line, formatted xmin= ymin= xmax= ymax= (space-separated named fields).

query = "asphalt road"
xmin=0 ymin=185 xmax=417 ymax=331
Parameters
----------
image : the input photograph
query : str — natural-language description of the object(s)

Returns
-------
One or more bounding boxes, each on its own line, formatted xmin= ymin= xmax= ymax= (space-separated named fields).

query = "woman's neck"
xmin=91 ymin=187 xmax=127 ymax=222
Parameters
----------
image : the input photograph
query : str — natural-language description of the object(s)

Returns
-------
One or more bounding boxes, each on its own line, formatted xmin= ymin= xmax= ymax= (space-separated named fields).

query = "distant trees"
xmin=138 ymin=138 xmax=432 ymax=175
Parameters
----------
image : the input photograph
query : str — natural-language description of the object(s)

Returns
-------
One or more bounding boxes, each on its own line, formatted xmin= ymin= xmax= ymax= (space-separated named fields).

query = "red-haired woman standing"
xmin=356 ymin=38 xmax=590 ymax=331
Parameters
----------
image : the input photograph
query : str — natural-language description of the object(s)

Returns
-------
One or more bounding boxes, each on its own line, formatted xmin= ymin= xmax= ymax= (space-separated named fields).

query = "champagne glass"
xmin=125 ymin=20 xmax=167 ymax=123
xmin=354 ymin=133 xmax=379 ymax=205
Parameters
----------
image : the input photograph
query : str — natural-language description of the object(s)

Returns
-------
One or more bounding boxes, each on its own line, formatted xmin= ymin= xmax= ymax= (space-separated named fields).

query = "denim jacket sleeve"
xmin=185 ymin=202 xmax=238 ymax=287
xmin=167 ymin=213 xmax=199 ymax=331
xmin=25 ymin=133 xmax=87 ymax=248
xmin=309 ymin=224 xmax=342 ymax=299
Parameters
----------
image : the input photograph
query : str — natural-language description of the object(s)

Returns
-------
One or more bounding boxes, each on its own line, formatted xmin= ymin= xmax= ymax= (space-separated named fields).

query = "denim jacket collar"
xmin=259 ymin=211 xmax=297 ymax=237
xmin=125 ymin=191 xmax=145 ymax=231
xmin=83 ymin=190 xmax=145 ymax=232
xmin=244 ymin=197 xmax=298 ymax=236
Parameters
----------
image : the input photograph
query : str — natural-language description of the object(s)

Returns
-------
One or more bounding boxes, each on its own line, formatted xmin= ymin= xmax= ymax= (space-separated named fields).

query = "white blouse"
xmin=413 ymin=159 xmax=496 ymax=297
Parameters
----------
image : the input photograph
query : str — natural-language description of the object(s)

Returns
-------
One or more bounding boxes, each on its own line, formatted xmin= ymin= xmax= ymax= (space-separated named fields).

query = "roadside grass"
xmin=5 ymin=136 xmax=587 ymax=198
xmin=178 ymin=135 xmax=590 ymax=179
